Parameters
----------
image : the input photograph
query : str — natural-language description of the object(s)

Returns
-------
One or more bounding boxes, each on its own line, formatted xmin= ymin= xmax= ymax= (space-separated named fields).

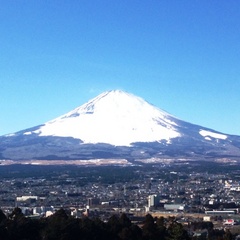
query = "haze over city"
xmin=1 ymin=1 xmax=240 ymax=136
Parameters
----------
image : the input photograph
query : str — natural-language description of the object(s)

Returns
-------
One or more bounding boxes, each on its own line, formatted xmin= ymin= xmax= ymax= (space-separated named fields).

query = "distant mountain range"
xmin=1 ymin=90 xmax=240 ymax=165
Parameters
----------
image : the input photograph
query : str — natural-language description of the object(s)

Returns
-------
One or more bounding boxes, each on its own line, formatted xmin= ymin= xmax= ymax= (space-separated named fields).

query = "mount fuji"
xmin=1 ymin=90 xmax=240 ymax=164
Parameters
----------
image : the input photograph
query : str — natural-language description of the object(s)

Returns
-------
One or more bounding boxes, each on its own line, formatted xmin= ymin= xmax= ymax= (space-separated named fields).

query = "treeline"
xmin=0 ymin=208 xmax=233 ymax=240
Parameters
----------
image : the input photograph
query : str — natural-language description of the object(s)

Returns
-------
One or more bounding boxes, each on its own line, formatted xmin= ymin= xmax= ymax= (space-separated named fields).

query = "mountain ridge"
xmin=1 ymin=90 xmax=240 ymax=164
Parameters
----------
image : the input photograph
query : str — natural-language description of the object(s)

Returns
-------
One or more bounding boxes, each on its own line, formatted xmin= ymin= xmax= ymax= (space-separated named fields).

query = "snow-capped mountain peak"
xmin=28 ymin=90 xmax=181 ymax=146
xmin=2 ymin=90 xmax=240 ymax=162
xmin=57 ymin=90 xmax=171 ymax=119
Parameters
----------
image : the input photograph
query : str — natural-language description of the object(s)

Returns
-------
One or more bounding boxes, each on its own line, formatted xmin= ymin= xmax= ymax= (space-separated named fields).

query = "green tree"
xmin=167 ymin=221 xmax=190 ymax=240
xmin=59 ymin=218 xmax=82 ymax=240
xmin=142 ymin=214 xmax=158 ymax=240
xmin=6 ymin=207 xmax=41 ymax=240
xmin=8 ymin=207 xmax=24 ymax=221
xmin=119 ymin=213 xmax=131 ymax=229
xmin=91 ymin=217 xmax=109 ymax=240
xmin=41 ymin=208 xmax=70 ymax=240
xmin=223 ymin=229 xmax=233 ymax=240
xmin=0 ymin=209 xmax=8 ymax=240
xmin=107 ymin=214 xmax=122 ymax=239
xmin=119 ymin=224 xmax=142 ymax=240
xmin=156 ymin=216 xmax=166 ymax=239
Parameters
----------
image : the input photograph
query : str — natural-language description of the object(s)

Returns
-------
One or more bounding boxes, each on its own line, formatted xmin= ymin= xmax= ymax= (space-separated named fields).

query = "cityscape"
xmin=1 ymin=161 xmax=240 ymax=238
xmin=1 ymin=1 xmax=240 ymax=239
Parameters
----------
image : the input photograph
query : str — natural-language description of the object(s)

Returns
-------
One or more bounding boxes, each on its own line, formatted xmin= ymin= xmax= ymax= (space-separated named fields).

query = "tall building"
xmin=87 ymin=198 xmax=100 ymax=207
xmin=148 ymin=194 xmax=160 ymax=208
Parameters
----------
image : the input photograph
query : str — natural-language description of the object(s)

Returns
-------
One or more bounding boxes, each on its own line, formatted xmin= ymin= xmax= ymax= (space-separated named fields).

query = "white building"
xmin=16 ymin=196 xmax=39 ymax=201
xmin=164 ymin=204 xmax=185 ymax=211
xmin=148 ymin=194 xmax=160 ymax=208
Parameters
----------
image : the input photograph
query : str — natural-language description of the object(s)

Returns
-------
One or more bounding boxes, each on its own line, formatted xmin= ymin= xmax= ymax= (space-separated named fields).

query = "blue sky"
xmin=1 ymin=1 xmax=240 ymax=136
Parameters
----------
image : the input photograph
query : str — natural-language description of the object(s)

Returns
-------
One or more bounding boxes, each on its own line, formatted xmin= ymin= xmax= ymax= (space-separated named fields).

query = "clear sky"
xmin=0 ymin=1 xmax=240 ymax=136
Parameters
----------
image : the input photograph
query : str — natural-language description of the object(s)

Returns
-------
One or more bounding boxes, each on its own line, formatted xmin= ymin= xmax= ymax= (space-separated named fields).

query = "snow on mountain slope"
xmin=199 ymin=129 xmax=227 ymax=140
xmin=24 ymin=90 xmax=181 ymax=146
xmin=2 ymin=89 xmax=240 ymax=162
